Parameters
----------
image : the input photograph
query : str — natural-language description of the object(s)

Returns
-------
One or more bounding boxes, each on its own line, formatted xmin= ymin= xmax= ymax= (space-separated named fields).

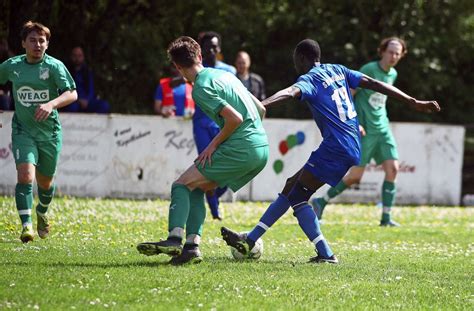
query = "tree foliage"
xmin=2 ymin=0 xmax=473 ymax=123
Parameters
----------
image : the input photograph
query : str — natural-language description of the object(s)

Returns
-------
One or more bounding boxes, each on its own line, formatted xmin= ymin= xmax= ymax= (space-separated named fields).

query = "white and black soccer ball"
xmin=230 ymin=236 xmax=264 ymax=260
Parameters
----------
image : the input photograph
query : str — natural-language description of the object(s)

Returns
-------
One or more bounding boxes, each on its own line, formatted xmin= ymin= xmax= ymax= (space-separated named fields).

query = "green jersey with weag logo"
xmin=0 ymin=54 xmax=76 ymax=141
xmin=354 ymin=61 xmax=397 ymax=134
xmin=192 ymin=68 xmax=268 ymax=148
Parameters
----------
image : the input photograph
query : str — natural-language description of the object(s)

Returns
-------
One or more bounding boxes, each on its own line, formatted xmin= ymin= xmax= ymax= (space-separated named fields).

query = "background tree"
xmin=2 ymin=0 xmax=472 ymax=123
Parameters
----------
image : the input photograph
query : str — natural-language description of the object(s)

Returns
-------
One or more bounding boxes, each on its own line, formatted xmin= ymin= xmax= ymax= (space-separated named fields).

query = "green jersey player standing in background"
xmin=0 ymin=21 xmax=77 ymax=242
xmin=313 ymin=37 xmax=408 ymax=226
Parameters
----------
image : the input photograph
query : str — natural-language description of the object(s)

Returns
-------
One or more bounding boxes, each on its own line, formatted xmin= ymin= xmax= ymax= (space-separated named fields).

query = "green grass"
xmin=0 ymin=197 xmax=472 ymax=310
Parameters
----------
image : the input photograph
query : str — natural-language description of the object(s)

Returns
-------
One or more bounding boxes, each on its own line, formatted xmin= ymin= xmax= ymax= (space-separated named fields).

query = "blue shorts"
xmin=303 ymin=146 xmax=359 ymax=187
xmin=193 ymin=120 xmax=220 ymax=153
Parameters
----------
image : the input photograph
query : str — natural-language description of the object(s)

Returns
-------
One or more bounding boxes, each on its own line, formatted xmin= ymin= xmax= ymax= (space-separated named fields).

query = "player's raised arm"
xmin=249 ymin=93 xmax=266 ymax=120
xmin=261 ymin=86 xmax=301 ymax=108
xmin=358 ymin=75 xmax=440 ymax=113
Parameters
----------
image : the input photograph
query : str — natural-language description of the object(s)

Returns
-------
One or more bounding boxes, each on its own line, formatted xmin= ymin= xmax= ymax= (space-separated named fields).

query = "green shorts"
xmin=197 ymin=144 xmax=269 ymax=192
xmin=11 ymin=130 xmax=62 ymax=177
xmin=359 ymin=131 xmax=398 ymax=166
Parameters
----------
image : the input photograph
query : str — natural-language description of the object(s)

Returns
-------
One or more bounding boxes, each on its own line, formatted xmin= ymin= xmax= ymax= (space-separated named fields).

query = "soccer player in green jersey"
xmin=312 ymin=37 xmax=411 ymax=226
xmin=0 ymin=21 xmax=77 ymax=242
xmin=137 ymin=36 xmax=268 ymax=265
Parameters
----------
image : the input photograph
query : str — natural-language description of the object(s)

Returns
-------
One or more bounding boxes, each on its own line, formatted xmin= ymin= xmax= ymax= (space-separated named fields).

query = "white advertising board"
xmin=313 ymin=123 xmax=465 ymax=205
xmin=0 ymin=112 xmax=465 ymax=205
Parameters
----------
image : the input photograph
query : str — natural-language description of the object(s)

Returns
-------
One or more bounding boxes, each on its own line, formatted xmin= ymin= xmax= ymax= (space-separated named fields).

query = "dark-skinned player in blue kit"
xmin=221 ymin=39 xmax=440 ymax=263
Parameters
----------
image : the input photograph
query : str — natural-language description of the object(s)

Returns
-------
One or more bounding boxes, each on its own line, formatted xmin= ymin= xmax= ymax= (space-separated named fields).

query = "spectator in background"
xmin=235 ymin=51 xmax=266 ymax=100
xmin=61 ymin=46 xmax=110 ymax=113
xmin=0 ymin=39 xmax=15 ymax=110
xmin=154 ymin=65 xmax=194 ymax=118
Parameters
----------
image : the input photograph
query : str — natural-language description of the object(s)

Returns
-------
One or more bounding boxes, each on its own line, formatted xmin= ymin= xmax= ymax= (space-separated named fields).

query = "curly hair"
xmin=167 ymin=36 xmax=201 ymax=68
xmin=198 ymin=31 xmax=221 ymax=47
xmin=294 ymin=39 xmax=321 ymax=62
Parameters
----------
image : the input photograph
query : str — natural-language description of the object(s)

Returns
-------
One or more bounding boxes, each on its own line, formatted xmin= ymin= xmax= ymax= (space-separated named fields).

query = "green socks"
xmin=168 ymin=183 xmax=191 ymax=233
xmin=37 ymin=184 xmax=55 ymax=215
xmin=381 ymin=181 xmax=396 ymax=221
xmin=186 ymin=189 xmax=206 ymax=236
xmin=324 ymin=181 xmax=348 ymax=202
xmin=167 ymin=185 xmax=206 ymax=245
xmin=15 ymin=183 xmax=33 ymax=226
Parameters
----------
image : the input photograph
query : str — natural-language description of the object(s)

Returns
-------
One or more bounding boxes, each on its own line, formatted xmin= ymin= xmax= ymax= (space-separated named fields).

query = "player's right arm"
xmin=0 ymin=60 xmax=11 ymax=128
xmin=0 ymin=59 xmax=10 ymax=85
xmin=358 ymin=75 xmax=440 ymax=113
xmin=195 ymin=104 xmax=243 ymax=167
xmin=261 ymin=86 xmax=301 ymax=108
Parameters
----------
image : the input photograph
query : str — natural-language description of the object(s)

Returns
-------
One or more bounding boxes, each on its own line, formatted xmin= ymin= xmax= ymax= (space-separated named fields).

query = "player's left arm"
xmin=261 ymin=86 xmax=301 ymax=108
xmin=36 ymin=62 xmax=78 ymax=121
xmin=35 ymin=89 xmax=78 ymax=121
xmin=358 ymin=75 xmax=440 ymax=113
xmin=195 ymin=104 xmax=243 ymax=167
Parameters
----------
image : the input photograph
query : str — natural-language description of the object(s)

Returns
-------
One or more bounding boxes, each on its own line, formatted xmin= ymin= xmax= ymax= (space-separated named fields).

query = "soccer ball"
xmin=230 ymin=236 xmax=264 ymax=260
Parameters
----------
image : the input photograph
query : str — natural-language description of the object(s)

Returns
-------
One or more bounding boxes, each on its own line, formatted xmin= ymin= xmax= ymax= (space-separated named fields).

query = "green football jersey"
xmin=192 ymin=67 xmax=268 ymax=148
xmin=354 ymin=61 xmax=397 ymax=134
xmin=0 ymin=54 xmax=76 ymax=141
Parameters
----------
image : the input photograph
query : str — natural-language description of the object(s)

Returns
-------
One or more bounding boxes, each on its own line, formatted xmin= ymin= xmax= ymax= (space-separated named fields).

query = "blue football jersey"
xmin=294 ymin=64 xmax=363 ymax=161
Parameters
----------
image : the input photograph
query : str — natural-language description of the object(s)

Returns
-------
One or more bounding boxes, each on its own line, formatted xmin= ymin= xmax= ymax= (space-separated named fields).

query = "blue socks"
xmin=247 ymin=190 xmax=335 ymax=259
xmin=206 ymin=193 xmax=220 ymax=218
xmin=293 ymin=204 xmax=333 ymax=258
xmin=206 ymin=186 xmax=227 ymax=218
xmin=215 ymin=187 xmax=227 ymax=198
xmin=247 ymin=194 xmax=291 ymax=242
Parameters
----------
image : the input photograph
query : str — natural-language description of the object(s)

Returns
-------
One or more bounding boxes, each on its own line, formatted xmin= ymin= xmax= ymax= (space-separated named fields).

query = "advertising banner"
xmin=0 ymin=112 xmax=464 ymax=205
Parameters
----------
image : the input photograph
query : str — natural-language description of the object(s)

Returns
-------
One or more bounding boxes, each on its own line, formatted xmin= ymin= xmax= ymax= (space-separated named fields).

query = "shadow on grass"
xmin=2 ymin=260 xmax=170 ymax=268
xmin=0 ymin=240 xmax=21 ymax=244
xmin=2 ymin=256 xmax=305 ymax=268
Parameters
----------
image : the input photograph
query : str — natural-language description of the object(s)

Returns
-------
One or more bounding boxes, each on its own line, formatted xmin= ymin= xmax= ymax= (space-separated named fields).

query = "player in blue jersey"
xmin=221 ymin=39 xmax=440 ymax=263
xmin=193 ymin=31 xmax=236 ymax=220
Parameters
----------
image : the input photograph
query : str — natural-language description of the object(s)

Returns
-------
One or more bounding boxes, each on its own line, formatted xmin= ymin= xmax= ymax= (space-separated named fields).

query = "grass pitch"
xmin=0 ymin=196 xmax=472 ymax=310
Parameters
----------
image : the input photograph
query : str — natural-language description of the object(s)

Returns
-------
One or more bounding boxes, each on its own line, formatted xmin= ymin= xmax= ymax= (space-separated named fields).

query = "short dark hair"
xmin=21 ymin=21 xmax=51 ymax=41
xmin=378 ymin=37 xmax=407 ymax=56
xmin=167 ymin=36 xmax=201 ymax=68
xmin=198 ymin=31 xmax=221 ymax=47
xmin=295 ymin=39 xmax=321 ymax=62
